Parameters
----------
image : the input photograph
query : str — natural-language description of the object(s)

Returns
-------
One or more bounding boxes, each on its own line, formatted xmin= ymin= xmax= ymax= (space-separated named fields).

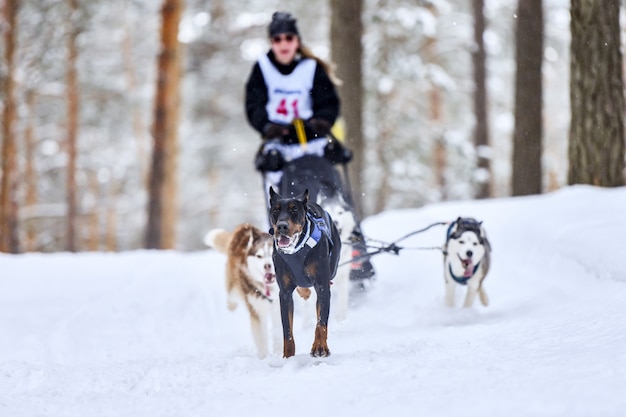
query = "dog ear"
xmin=479 ymin=224 xmax=488 ymax=242
xmin=246 ymin=228 xmax=254 ymax=250
xmin=447 ymin=217 xmax=463 ymax=239
xmin=269 ymin=187 xmax=279 ymax=205
xmin=297 ymin=189 xmax=309 ymax=204
xmin=337 ymin=192 xmax=346 ymax=207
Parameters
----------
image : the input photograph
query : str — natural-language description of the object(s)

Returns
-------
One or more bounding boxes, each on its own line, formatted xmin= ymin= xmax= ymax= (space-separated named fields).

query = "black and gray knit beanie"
xmin=268 ymin=12 xmax=299 ymax=37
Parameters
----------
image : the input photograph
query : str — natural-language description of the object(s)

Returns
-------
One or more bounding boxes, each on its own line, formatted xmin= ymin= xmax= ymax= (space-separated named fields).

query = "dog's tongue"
xmin=278 ymin=235 xmax=291 ymax=247
xmin=463 ymin=260 xmax=474 ymax=277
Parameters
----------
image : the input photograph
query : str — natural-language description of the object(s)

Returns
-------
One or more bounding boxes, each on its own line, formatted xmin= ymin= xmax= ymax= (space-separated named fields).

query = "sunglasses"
xmin=271 ymin=34 xmax=296 ymax=44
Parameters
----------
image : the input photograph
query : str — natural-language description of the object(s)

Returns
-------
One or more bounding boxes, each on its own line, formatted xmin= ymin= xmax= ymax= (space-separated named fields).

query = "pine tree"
xmin=568 ymin=0 xmax=624 ymax=186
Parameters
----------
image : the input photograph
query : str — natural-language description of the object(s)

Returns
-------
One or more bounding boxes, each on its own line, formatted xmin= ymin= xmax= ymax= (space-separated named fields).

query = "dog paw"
xmin=310 ymin=338 xmax=330 ymax=357
xmin=296 ymin=286 xmax=311 ymax=300
xmin=311 ymin=326 xmax=330 ymax=357
xmin=283 ymin=340 xmax=296 ymax=358
xmin=310 ymin=345 xmax=331 ymax=358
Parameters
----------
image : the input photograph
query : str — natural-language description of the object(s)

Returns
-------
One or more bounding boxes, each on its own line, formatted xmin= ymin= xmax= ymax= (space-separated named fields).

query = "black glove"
xmin=254 ymin=148 xmax=285 ymax=172
xmin=262 ymin=123 xmax=290 ymax=140
xmin=306 ymin=118 xmax=331 ymax=137
xmin=324 ymin=139 xmax=353 ymax=164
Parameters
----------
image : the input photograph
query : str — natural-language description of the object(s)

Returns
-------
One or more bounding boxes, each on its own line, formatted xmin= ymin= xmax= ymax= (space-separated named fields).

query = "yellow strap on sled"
xmin=331 ymin=117 xmax=346 ymax=143
xmin=293 ymin=118 xmax=307 ymax=150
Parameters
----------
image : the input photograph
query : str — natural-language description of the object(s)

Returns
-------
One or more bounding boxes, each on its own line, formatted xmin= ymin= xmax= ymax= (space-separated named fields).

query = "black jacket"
xmin=245 ymin=51 xmax=340 ymax=143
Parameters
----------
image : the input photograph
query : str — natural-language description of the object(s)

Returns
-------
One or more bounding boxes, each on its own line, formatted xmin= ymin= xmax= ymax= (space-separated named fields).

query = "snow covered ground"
xmin=1 ymin=185 xmax=625 ymax=417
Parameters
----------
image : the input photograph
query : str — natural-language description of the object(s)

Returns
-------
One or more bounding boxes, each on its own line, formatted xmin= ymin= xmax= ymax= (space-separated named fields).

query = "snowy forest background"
xmin=0 ymin=0 xmax=602 ymax=252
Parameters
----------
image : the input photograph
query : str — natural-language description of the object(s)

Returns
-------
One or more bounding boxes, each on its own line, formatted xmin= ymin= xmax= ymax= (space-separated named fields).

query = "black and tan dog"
xmin=268 ymin=187 xmax=341 ymax=358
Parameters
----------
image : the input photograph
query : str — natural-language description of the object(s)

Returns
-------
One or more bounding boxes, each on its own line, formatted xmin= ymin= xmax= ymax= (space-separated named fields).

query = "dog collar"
xmin=290 ymin=218 xmax=315 ymax=253
xmin=448 ymin=262 xmax=481 ymax=285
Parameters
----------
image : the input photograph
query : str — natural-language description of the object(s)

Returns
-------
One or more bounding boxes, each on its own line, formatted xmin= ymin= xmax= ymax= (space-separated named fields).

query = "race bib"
xmin=258 ymin=55 xmax=316 ymax=123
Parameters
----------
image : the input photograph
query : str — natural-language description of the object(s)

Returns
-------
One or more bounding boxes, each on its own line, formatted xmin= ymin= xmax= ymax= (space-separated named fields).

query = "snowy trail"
xmin=1 ymin=186 xmax=625 ymax=417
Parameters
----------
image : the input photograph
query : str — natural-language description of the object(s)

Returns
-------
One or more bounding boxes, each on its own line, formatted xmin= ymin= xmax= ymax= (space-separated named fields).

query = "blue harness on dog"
xmin=447 ymin=263 xmax=481 ymax=285
xmin=277 ymin=211 xmax=334 ymax=288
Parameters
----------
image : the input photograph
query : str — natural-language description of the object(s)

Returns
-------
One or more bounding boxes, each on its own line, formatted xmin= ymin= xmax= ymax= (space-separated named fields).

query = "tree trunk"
xmin=24 ymin=90 xmax=38 ymax=252
xmin=87 ymin=171 xmax=99 ymax=251
xmin=65 ymin=0 xmax=80 ymax=252
xmin=145 ymin=0 xmax=183 ymax=249
xmin=423 ymin=8 xmax=447 ymax=201
xmin=106 ymin=198 xmax=117 ymax=251
xmin=472 ymin=0 xmax=491 ymax=199
xmin=122 ymin=2 xmax=149 ymax=184
xmin=0 ymin=0 xmax=20 ymax=254
xmin=512 ymin=0 xmax=544 ymax=196
xmin=569 ymin=0 xmax=624 ymax=186
xmin=330 ymin=0 xmax=364 ymax=218
xmin=433 ymin=136 xmax=447 ymax=200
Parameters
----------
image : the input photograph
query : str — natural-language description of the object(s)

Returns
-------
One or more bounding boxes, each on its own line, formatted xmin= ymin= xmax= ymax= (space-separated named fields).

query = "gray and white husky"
xmin=443 ymin=217 xmax=491 ymax=308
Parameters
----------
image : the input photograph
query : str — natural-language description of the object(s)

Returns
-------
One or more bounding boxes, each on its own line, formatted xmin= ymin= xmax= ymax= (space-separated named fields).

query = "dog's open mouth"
xmin=263 ymin=271 xmax=276 ymax=297
xmin=458 ymin=255 xmax=474 ymax=277
xmin=276 ymin=233 xmax=299 ymax=249
xmin=264 ymin=272 xmax=275 ymax=284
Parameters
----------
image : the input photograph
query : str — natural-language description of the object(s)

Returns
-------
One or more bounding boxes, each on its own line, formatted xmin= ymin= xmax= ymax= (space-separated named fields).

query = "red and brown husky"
xmin=205 ymin=223 xmax=280 ymax=358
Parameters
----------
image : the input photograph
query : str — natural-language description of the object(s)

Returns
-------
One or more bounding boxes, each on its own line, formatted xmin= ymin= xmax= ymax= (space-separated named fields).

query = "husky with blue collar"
xmin=268 ymin=187 xmax=341 ymax=358
xmin=443 ymin=217 xmax=491 ymax=308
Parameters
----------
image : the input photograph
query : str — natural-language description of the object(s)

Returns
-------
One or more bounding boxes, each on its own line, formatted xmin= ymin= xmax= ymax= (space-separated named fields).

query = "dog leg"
xmin=332 ymin=266 xmax=349 ymax=322
xmin=225 ymin=272 xmax=239 ymax=311
xmin=311 ymin=282 xmax=331 ymax=357
xmin=249 ymin=312 xmax=268 ymax=358
xmin=478 ymin=286 xmax=489 ymax=306
xmin=271 ymin=301 xmax=283 ymax=355
xmin=298 ymin=291 xmax=316 ymax=328
xmin=463 ymin=284 xmax=479 ymax=308
xmin=444 ymin=277 xmax=456 ymax=308
xmin=279 ymin=288 xmax=296 ymax=358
